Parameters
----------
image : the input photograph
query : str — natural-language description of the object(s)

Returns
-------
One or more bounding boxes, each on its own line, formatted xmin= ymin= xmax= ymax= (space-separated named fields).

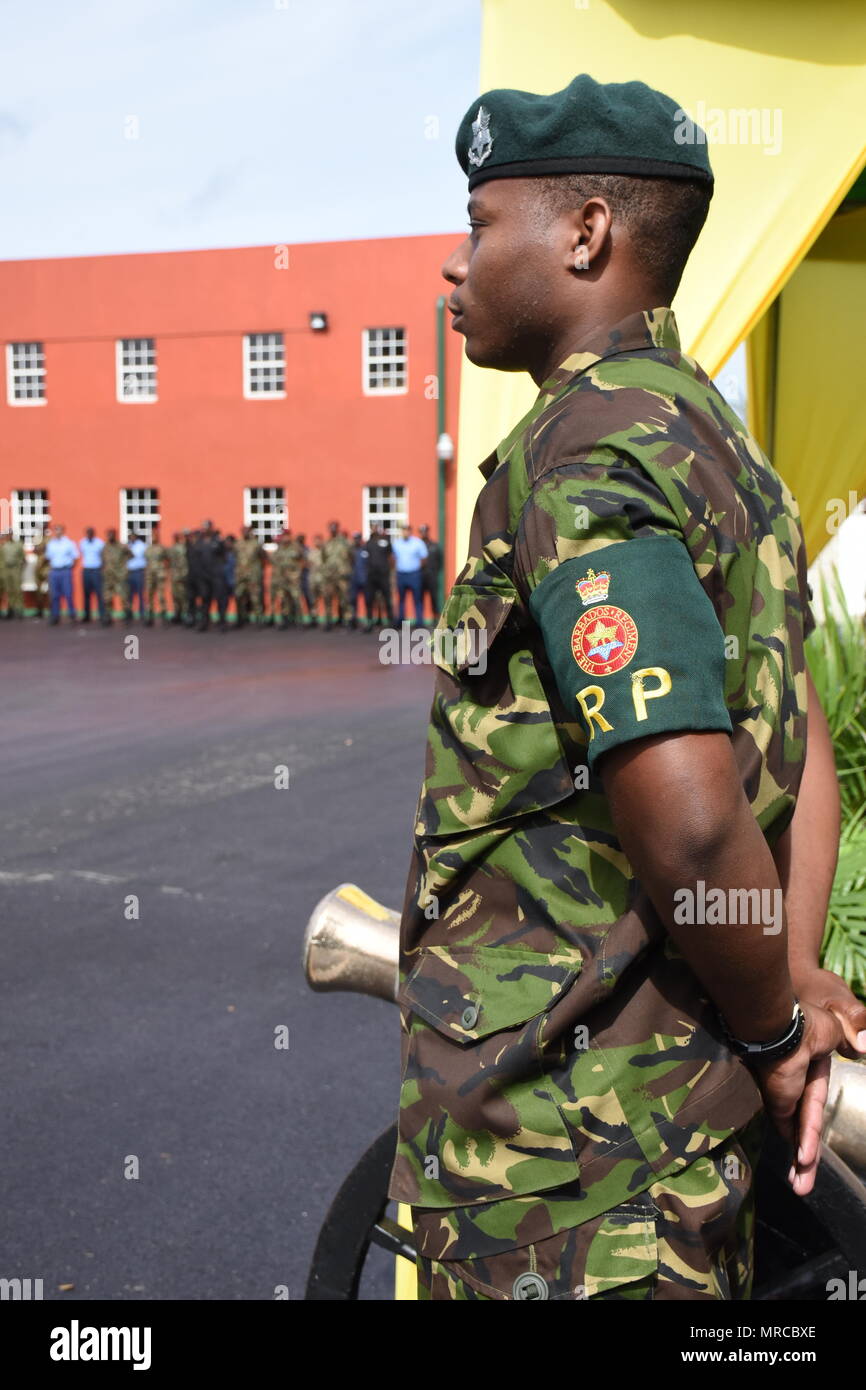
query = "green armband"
xmin=528 ymin=536 xmax=732 ymax=769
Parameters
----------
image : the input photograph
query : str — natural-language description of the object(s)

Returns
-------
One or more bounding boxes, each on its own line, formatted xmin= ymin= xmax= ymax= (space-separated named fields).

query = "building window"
xmin=11 ymin=489 xmax=50 ymax=540
xmin=363 ymin=328 xmax=407 ymax=394
xmin=120 ymin=488 xmax=160 ymax=541
xmin=243 ymin=333 xmax=285 ymax=398
xmin=363 ymin=485 xmax=407 ymax=536
xmin=244 ymin=486 xmax=287 ymax=541
xmin=6 ymin=342 xmax=46 ymax=405
xmin=117 ymin=338 xmax=157 ymax=402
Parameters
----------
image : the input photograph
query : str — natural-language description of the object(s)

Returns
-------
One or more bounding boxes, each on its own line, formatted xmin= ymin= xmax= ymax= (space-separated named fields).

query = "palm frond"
xmin=806 ymin=567 xmax=866 ymax=999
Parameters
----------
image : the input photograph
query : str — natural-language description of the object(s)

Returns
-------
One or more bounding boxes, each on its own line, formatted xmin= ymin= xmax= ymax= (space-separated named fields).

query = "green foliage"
xmin=806 ymin=569 xmax=866 ymax=998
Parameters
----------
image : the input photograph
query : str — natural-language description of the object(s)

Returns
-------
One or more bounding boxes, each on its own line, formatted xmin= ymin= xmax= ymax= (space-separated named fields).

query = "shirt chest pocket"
xmin=416 ymin=581 xmax=577 ymax=839
xmin=397 ymin=944 xmax=583 ymax=1205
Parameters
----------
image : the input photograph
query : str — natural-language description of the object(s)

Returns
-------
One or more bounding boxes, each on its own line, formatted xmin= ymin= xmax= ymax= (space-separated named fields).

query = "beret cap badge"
xmin=467 ymin=105 xmax=493 ymax=168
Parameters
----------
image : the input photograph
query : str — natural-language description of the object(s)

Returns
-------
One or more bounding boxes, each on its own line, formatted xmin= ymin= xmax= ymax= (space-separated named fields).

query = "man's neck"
xmin=530 ymin=290 xmax=661 ymax=387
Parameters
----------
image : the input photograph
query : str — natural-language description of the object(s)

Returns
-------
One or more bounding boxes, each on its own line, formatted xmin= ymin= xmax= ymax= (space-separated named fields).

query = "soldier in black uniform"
xmin=418 ymin=524 xmax=442 ymax=621
xmin=188 ymin=520 xmax=228 ymax=632
xmin=364 ymin=523 xmax=394 ymax=629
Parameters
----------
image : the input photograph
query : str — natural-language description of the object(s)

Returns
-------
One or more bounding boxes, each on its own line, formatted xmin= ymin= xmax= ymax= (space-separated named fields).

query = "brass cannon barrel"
xmin=303 ymin=883 xmax=400 ymax=1003
xmin=824 ymin=1055 xmax=866 ymax=1172
xmin=303 ymin=882 xmax=866 ymax=1169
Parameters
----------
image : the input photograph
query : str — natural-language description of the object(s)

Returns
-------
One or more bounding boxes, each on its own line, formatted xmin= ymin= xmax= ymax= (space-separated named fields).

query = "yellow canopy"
xmin=747 ymin=204 xmax=866 ymax=562
xmin=454 ymin=0 xmax=866 ymax=568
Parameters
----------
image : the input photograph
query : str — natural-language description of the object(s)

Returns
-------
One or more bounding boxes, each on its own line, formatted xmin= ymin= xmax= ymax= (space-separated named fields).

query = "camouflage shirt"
xmin=387 ymin=307 xmax=815 ymax=1257
xmin=235 ymin=537 xmax=265 ymax=576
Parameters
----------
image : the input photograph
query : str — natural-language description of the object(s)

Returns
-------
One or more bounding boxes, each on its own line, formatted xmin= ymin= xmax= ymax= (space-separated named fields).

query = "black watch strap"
xmin=720 ymin=1001 xmax=805 ymax=1063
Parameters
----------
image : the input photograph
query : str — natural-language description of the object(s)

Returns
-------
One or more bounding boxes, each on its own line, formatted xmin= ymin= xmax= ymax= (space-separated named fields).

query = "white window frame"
xmin=243 ymin=486 xmax=287 ymax=542
xmin=362 ymin=328 xmax=408 ymax=396
xmin=6 ymin=342 xmax=46 ymax=405
xmin=11 ymin=489 xmax=50 ymax=541
xmin=362 ymin=485 xmax=408 ymax=537
xmin=116 ymin=338 xmax=157 ymax=403
xmin=243 ymin=332 xmax=286 ymax=399
xmin=120 ymin=488 xmax=160 ymax=542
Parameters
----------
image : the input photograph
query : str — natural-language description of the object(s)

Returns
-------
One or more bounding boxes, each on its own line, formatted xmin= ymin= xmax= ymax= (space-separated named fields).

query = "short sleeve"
xmin=516 ymin=457 xmax=732 ymax=769
xmin=513 ymin=450 xmax=683 ymax=592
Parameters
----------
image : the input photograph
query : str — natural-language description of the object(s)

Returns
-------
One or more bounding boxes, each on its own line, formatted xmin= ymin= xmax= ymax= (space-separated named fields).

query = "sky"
xmin=0 ymin=0 xmax=750 ymax=418
xmin=0 ymin=0 xmax=482 ymax=261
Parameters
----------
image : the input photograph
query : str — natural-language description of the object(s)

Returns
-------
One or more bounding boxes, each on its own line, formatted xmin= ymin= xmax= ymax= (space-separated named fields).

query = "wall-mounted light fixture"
xmin=309 ymin=312 xmax=328 ymax=332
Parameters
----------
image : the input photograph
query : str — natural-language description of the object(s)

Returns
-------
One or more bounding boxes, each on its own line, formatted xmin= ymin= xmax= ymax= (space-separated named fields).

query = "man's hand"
xmin=751 ymin=1000 xmax=845 ymax=1196
xmin=792 ymin=965 xmax=866 ymax=1060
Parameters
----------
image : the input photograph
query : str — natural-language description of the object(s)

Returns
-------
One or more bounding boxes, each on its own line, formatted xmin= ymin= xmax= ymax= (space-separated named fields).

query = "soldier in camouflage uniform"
xmin=234 ymin=525 xmax=265 ymax=626
xmin=101 ymin=529 xmax=130 ymax=624
xmin=269 ymin=531 xmax=305 ymax=628
xmin=387 ymin=75 xmax=853 ymax=1302
xmin=1 ymin=531 xmax=25 ymax=617
xmin=32 ymin=525 xmax=51 ymax=618
xmin=168 ymin=532 xmax=189 ymax=624
xmin=144 ymin=528 xmax=168 ymax=626
xmin=282 ymin=533 xmax=307 ymax=625
xmin=319 ymin=521 xmax=352 ymax=628
xmin=306 ymin=533 xmax=324 ymax=626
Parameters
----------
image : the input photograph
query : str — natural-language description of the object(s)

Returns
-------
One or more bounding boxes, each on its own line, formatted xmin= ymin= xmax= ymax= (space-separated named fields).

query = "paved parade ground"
xmin=0 ymin=621 xmax=434 ymax=1300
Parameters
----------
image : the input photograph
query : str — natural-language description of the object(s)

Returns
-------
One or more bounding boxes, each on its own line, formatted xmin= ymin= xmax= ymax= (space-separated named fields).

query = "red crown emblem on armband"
xmin=576 ymin=568 xmax=610 ymax=606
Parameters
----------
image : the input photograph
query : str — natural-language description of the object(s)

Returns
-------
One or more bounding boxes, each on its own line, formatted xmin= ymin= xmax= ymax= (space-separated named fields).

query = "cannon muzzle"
xmin=303 ymin=883 xmax=400 ymax=1003
xmin=824 ymin=1055 xmax=866 ymax=1172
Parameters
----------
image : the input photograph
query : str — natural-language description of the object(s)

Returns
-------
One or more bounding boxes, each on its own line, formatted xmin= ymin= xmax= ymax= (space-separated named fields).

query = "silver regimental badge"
xmin=467 ymin=105 xmax=493 ymax=168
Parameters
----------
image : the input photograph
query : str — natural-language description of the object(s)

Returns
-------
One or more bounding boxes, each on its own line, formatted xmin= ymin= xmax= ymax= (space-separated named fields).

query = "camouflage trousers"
xmin=170 ymin=577 xmax=187 ymax=618
xmin=102 ymin=570 xmax=128 ymax=615
xmin=236 ymin=572 xmax=264 ymax=619
xmin=270 ymin=577 xmax=304 ymax=622
xmin=2 ymin=567 xmax=23 ymax=612
xmin=414 ymin=1112 xmax=765 ymax=1302
xmin=320 ymin=573 xmax=351 ymax=622
xmin=145 ymin=572 xmax=166 ymax=615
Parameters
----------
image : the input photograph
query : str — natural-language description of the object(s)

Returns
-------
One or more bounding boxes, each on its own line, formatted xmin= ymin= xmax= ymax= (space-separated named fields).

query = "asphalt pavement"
xmin=0 ymin=617 xmax=435 ymax=1300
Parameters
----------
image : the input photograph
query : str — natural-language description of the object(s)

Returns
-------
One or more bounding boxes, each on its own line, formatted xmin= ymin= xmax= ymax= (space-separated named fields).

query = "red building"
xmin=0 ymin=232 xmax=462 ymax=601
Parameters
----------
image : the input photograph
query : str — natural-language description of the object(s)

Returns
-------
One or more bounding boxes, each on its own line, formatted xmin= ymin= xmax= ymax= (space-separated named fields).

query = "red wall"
xmin=0 ymin=232 xmax=463 ymax=583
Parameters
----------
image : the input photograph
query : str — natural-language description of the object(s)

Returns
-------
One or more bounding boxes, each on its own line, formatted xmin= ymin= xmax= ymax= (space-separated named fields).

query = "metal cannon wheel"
xmin=304 ymin=1124 xmax=413 ymax=1301
xmin=304 ymin=1122 xmax=866 ymax=1301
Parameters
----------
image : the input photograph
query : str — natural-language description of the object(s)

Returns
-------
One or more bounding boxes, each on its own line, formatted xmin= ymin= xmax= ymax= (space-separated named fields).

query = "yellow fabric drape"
xmin=748 ymin=206 xmax=866 ymax=563
xmin=455 ymin=0 xmax=866 ymax=567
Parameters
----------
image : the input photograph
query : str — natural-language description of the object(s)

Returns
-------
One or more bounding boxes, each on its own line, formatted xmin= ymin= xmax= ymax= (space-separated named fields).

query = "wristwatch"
xmin=719 ymin=1000 xmax=806 ymax=1064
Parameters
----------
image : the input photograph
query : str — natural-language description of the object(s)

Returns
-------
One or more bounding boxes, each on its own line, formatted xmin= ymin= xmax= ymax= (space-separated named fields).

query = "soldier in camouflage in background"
xmin=168 ymin=532 xmax=189 ymax=624
xmin=305 ymin=533 xmax=324 ymax=627
xmin=269 ymin=531 xmax=299 ymax=629
xmin=320 ymin=520 xmax=352 ymax=629
xmin=32 ymin=524 xmax=51 ymax=618
xmin=386 ymin=75 xmax=864 ymax=1302
xmin=1 ymin=531 xmax=25 ymax=617
xmin=144 ymin=528 xmax=168 ymax=626
xmin=234 ymin=525 xmax=266 ymax=627
xmin=101 ymin=529 xmax=129 ymax=624
xmin=282 ymin=532 xmax=307 ymax=626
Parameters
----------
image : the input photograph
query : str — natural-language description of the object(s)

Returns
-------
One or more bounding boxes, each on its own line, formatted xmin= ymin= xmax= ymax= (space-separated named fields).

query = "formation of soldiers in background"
xmin=0 ymin=519 xmax=442 ymax=631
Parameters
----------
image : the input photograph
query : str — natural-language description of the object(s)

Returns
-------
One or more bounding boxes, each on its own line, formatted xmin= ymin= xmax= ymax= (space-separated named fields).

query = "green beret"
xmin=456 ymin=73 xmax=712 ymax=191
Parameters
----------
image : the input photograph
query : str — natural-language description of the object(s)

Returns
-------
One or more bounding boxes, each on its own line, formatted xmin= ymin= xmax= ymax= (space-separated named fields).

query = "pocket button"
xmin=460 ymin=1002 xmax=480 ymax=1029
xmin=512 ymin=1272 xmax=548 ymax=1301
